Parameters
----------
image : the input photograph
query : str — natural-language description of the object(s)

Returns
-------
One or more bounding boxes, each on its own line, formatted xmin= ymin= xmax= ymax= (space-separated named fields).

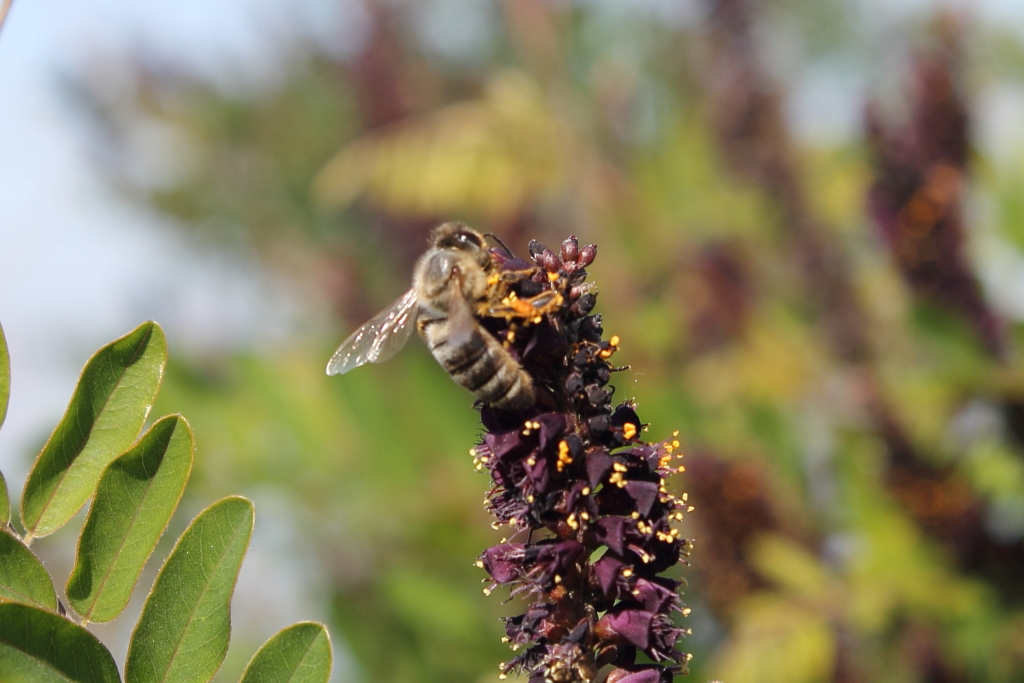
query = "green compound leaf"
xmin=0 ymin=469 xmax=8 ymax=526
xmin=240 ymin=622 xmax=333 ymax=683
xmin=0 ymin=320 xmax=10 ymax=430
xmin=67 ymin=415 xmax=194 ymax=623
xmin=21 ymin=321 xmax=167 ymax=540
xmin=126 ymin=496 xmax=254 ymax=683
xmin=0 ymin=529 xmax=57 ymax=611
xmin=0 ymin=602 xmax=120 ymax=683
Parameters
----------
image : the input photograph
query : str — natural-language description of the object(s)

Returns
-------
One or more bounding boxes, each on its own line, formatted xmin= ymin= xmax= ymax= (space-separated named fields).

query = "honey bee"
xmin=326 ymin=222 xmax=560 ymax=411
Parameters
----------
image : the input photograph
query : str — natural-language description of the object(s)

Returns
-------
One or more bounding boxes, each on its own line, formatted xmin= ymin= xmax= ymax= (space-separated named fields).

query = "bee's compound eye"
xmin=456 ymin=231 xmax=484 ymax=249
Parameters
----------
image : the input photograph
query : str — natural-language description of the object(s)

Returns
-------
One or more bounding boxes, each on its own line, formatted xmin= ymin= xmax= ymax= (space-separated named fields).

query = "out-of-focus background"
xmin=3 ymin=0 xmax=1024 ymax=680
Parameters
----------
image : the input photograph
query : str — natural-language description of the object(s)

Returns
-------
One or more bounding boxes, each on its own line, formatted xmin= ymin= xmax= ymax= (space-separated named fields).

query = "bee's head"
xmin=431 ymin=222 xmax=487 ymax=253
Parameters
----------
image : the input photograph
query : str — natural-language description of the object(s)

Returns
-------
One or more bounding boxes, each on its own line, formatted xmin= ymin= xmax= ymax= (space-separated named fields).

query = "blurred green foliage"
xmin=70 ymin=1 xmax=1024 ymax=681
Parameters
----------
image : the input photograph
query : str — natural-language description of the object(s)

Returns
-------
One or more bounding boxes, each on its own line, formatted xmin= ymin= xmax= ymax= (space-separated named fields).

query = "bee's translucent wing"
xmin=326 ymin=289 xmax=419 ymax=375
xmin=446 ymin=269 xmax=477 ymax=349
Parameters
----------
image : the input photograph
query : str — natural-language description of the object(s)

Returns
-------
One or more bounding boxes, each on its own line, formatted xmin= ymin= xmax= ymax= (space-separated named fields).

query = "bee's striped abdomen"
xmin=419 ymin=315 xmax=534 ymax=411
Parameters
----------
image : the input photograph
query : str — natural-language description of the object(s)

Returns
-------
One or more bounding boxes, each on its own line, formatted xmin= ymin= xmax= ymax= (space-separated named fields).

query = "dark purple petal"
xmin=624 ymin=480 xmax=660 ymax=517
xmin=585 ymin=449 xmax=615 ymax=488
xmin=592 ymin=553 xmax=627 ymax=596
xmin=593 ymin=516 xmax=628 ymax=555
xmin=526 ymin=540 xmax=586 ymax=580
xmin=606 ymin=667 xmax=663 ymax=683
xmin=504 ymin=602 xmax=557 ymax=643
xmin=599 ymin=608 xmax=655 ymax=650
xmin=481 ymin=543 xmax=525 ymax=583
xmin=485 ymin=428 xmax=532 ymax=462
xmin=536 ymin=413 xmax=567 ymax=450
xmin=631 ymin=578 xmax=681 ymax=613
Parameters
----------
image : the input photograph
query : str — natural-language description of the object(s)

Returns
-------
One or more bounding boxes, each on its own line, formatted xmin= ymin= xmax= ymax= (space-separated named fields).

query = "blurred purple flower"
xmin=865 ymin=33 xmax=1004 ymax=359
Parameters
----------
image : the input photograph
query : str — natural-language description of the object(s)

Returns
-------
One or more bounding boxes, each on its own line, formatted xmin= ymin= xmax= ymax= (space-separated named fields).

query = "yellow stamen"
xmin=556 ymin=440 xmax=573 ymax=472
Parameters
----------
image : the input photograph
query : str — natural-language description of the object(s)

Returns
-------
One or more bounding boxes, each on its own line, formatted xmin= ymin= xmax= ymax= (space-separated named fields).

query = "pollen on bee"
xmin=487 ymin=273 xmax=501 ymax=286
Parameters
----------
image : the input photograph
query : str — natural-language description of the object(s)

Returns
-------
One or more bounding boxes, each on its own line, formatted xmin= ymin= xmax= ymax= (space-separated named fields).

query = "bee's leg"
xmin=498 ymin=267 xmax=538 ymax=282
xmin=487 ymin=290 xmax=564 ymax=322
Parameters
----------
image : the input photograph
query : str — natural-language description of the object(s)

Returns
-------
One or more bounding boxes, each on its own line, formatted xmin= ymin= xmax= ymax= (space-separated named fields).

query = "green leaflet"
xmin=0 ymin=602 xmax=119 ymax=683
xmin=0 ymin=470 xmax=8 ymax=527
xmin=21 ymin=321 xmax=167 ymax=539
xmin=0 ymin=320 xmax=9 ymax=430
xmin=0 ymin=529 xmax=58 ymax=611
xmin=126 ymin=496 xmax=254 ymax=683
xmin=240 ymin=622 xmax=333 ymax=683
xmin=67 ymin=415 xmax=194 ymax=623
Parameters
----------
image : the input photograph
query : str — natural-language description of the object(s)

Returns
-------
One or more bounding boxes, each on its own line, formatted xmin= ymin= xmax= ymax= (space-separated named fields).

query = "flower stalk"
xmin=471 ymin=236 xmax=692 ymax=682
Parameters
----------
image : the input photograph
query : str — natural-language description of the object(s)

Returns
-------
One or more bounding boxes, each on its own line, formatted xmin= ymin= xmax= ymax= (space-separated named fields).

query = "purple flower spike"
xmin=469 ymin=236 xmax=692 ymax=681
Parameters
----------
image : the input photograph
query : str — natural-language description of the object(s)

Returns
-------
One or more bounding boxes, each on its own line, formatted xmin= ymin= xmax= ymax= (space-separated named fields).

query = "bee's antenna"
xmin=484 ymin=232 xmax=515 ymax=257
